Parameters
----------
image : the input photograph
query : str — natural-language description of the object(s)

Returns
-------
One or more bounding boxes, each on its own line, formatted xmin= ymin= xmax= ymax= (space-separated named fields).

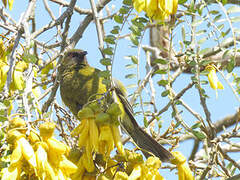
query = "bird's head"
xmin=59 ymin=49 xmax=88 ymax=72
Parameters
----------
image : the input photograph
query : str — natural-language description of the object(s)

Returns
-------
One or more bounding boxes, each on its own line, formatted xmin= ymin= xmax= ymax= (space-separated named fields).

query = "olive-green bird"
xmin=59 ymin=49 xmax=173 ymax=162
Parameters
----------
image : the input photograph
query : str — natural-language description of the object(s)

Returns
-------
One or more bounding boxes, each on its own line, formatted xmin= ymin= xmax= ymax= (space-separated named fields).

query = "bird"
xmin=58 ymin=49 xmax=173 ymax=162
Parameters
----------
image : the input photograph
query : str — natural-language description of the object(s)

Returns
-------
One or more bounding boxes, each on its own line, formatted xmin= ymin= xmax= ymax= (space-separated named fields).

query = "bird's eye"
xmin=71 ymin=52 xmax=79 ymax=58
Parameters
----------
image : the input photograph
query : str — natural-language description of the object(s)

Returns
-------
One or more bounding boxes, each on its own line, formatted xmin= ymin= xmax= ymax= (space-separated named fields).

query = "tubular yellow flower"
xmin=1 ymin=165 xmax=20 ymax=180
xmin=115 ymin=171 xmax=129 ymax=180
xmin=89 ymin=119 xmax=99 ymax=152
xmin=12 ymin=61 xmax=28 ymax=90
xmin=71 ymin=118 xmax=88 ymax=137
xmin=133 ymin=0 xmax=178 ymax=21
xmin=111 ymin=125 xmax=125 ymax=155
xmin=80 ymin=150 xmax=95 ymax=172
xmin=35 ymin=142 xmax=49 ymax=179
xmin=165 ymin=0 xmax=178 ymax=14
xmin=59 ymin=156 xmax=78 ymax=176
xmin=0 ymin=63 xmax=9 ymax=90
xmin=10 ymin=140 xmax=22 ymax=166
xmin=47 ymin=137 xmax=70 ymax=155
xmin=77 ymin=120 xmax=90 ymax=148
xmin=44 ymin=160 xmax=57 ymax=180
xmin=18 ymin=137 xmax=37 ymax=168
xmin=205 ymin=65 xmax=224 ymax=97
xmin=133 ymin=0 xmax=145 ymax=12
xmin=144 ymin=156 xmax=164 ymax=179
xmin=171 ymin=151 xmax=194 ymax=180
xmin=206 ymin=65 xmax=224 ymax=90
xmin=129 ymin=164 xmax=141 ymax=179
xmin=99 ymin=125 xmax=115 ymax=156
xmin=125 ymin=151 xmax=164 ymax=180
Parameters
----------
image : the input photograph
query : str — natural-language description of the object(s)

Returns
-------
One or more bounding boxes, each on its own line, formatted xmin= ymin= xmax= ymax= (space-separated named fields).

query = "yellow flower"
xmin=35 ymin=142 xmax=55 ymax=179
xmin=171 ymin=151 xmax=194 ymax=180
xmin=133 ymin=0 xmax=145 ymax=12
xmin=59 ymin=156 xmax=78 ymax=176
xmin=133 ymin=0 xmax=178 ymax=21
xmin=0 ymin=62 xmax=9 ymax=91
xmin=1 ymin=165 xmax=20 ymax=180
xmin=205 ymin=65 xmax=224 ymax=97
xmin=125 ymin=151 xmax=164 ymax=180
xmin=12 ymin=61 xmax=28 ymax=90
xmin=99 ymin=125 xmax=115 ymax=156
xmin=115 ymin=171 xmax=129 ymax=180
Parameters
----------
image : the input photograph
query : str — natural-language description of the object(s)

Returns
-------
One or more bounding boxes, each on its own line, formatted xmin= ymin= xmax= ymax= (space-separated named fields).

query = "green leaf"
xmin=102 ymin=47 xmax=113 ymax=55
xmin=137 ymin=17 xmax=148 ymax=23
xmin=111 ymin=26 xmax=120 ymax=34
xmin=181 ymin=26 xmax=186 ymax=41
xmin=157 ymin=80 xmax=168 ymax=86
xmin=130 ymin=33 xmax=139 ymax=46
xmin=200 ymin=59 xmax=211 ymax=66
xmin=213 ymin=14 xmax=222 ymax=23
xmin=22 ymin=52 xmax=38 ymax=63
xmin=197 ymin=37 xmax=207 ymax=44
xmin=188 ymin=60 xmax=197 ymax=66
xmin=100 ymin=58 xmax=112 ymax=66
xmin=154 ymin=69 xmax=167 ymax=74
xmin=126 ymin=84 xmax=136 ymax=89
xmin=200 ymin=80 xmax=208 ymax=85
xmin=191 ymin=122 xmax=201 ymax=129
xmin=197 ymin=4 xmax=204 ymax=15
xmin=171 ymin=111 xmax=176 ymax=118
xmin=131 ymin=56 xmax=138 ymax=64
xmin=192 ymin=19 xmax=203 ymax=27
xmin=104 ymin=35 xmax=116 ymax=44
xmin=196 ymin=30 xmax=206 ymax=36
xmin=189 ymin=0 xmax=197 ymax=13
xmin=123 ymin=0 xmax=132 ymax=6
xmin=125 ymin=74 xmax=136 ymax=79
xmin=209 ymin=10 xmax=219 ymax=15
xmin=119 ymin=6 xmax=130 ymax=14
xmin=161 ymin=90 xmax=169 ymax=97
xmin=175 ymin=121 xmax=181 ymax=127
xmin=192 ymin=130 xmax=206 ymax=140
xmin=153 ymin=58 xmax=168 ymax=65
xmin=227 ymin=56 xmax=235 ymax=73
xmin=131 ymin=19 xmax=144 ymax=29
xmin=222 ymin=29 xmax=231 ymax=37
xmin=217 ymin=24 xmax=224 ymax=31
xmin=191 ymin=76 xmax=198 ymax=83
xmin=129 ymin=25 xmax=141 ymax=36
xmin=227 ymin=6 xmax=240 ymax=13
xmin=114 ymin=15 xmax=123 ymax=24
xmin=183 ymin=41 xmax=191 ymax=45
xmin=125 ymin=64 xmax=137 ymax=69
xmin=175 ymin=100 xmax=182 ymax=105
xmin=222 ymin=0 xmax=228 ymax=5
xmin=143 ymin=117 xmax=149 ymax=128
xmin=178 ymin=0 xmax=187 ymax=4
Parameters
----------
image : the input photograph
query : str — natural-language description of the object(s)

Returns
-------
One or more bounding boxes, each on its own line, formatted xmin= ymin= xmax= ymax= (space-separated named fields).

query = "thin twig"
xmin=89 ymin=0 xmax=104 ymax=53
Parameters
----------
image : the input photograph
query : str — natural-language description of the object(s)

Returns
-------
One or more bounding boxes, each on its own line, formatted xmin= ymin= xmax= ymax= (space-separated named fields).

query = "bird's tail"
xmin=113 ymin=79 xmax=173 ymax=162
xmin=130 ymin=126 xmax=173 ymax=162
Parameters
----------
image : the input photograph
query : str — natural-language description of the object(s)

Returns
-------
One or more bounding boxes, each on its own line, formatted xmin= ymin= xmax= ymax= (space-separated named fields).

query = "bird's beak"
xmin=82 ymin=51 xmax=88 ymax=56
